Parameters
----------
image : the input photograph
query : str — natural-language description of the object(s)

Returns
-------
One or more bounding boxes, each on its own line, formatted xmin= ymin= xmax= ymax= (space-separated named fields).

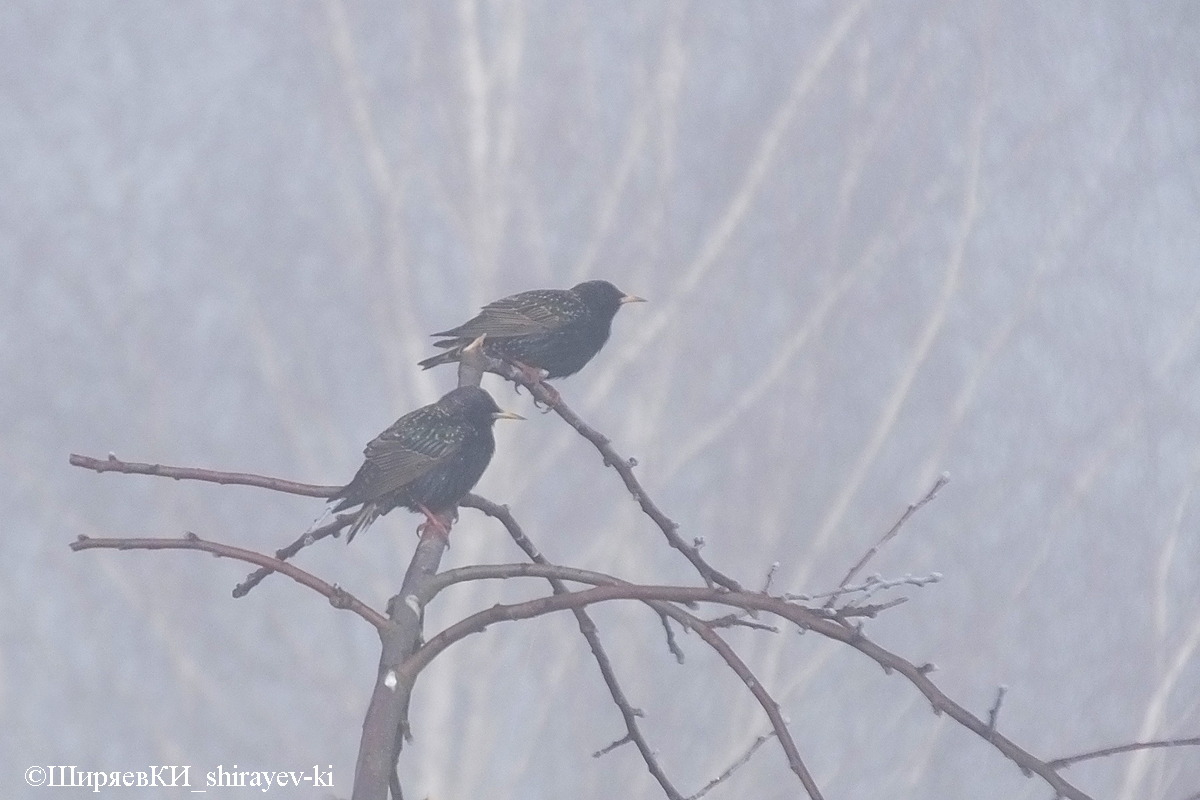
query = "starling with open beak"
xmin=330 ymin=386 xmax=523 ymax=541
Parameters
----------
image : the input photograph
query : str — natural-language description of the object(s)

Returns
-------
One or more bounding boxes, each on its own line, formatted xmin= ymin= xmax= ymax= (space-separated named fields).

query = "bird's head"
xmin=440 ymin=386 xmax=524 ymax=426
xmin=573 ymin=280 xmax=646 ymax=319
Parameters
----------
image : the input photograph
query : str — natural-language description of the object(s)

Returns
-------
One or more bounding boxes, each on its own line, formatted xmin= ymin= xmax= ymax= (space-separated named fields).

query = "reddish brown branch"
xmin=69 ymin=452 xmax=339 ymax=497
xmin=68 ymin=533 xmax=388 ymax=630
xmin=67 ymin=453 xmax=354 ymax=596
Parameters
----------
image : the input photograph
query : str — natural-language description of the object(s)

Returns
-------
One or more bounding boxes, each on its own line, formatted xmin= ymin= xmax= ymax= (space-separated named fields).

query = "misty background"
xmin=4 ymin=1 xmax=1199 ymax=797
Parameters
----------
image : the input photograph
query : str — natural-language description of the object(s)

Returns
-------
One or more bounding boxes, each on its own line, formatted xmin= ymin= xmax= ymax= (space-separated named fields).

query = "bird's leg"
xmin=416 ymin=504 xmax=454 ymax=541
xmin=511 ymin=360 xmax=560 ymax=409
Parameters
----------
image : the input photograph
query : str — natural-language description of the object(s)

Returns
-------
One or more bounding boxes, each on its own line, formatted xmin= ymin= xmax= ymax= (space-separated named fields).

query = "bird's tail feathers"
xmin=345 ymin=502 xmax=381 ymax=543
xmin=417 ymin=349 xmax=460 ymax=370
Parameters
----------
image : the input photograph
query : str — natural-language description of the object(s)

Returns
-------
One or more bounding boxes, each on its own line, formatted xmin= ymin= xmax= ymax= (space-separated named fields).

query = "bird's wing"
xmin=433 ymin=289 xmax=579 ymax=339
xmin=357 ymin=408 xmax=466 ymax=498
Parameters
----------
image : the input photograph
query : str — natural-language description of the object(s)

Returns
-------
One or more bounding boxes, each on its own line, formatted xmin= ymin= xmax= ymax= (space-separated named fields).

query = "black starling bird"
xmin=330 ymin=386 xmax=523 ymax=541
xmin=417 ymin=280 xmax=646 ymax=380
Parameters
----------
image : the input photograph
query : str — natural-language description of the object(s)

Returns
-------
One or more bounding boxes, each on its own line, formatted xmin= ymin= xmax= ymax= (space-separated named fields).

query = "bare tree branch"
xmin=659 ymin=612 xmax=687 ymax=662
xmin=488 ymin=361 xmax=744 ymax=592
xmin=1046 ymin=737 xmax=1200 ymax=770
xmin=460 ymin=494 xmax=686 ymax=800
xmin=702 ymin=613 xmax=780 ymax=633
xmin=354 ymin=531 xmax=449 ymax=800
xmin=355 ymin=339 xmax=494 ymax=800
xmin=790 ymin=572 xmax=941 ymax=604
xmin=69 ymin=533 xmax=388 ymax=629
xmin=233 ymin=514 xmax=354 ymax=597
xmin=687 ymin=732 xmax=777 ymax=800
xmin=67 ymin=455 xmax=1122 ymax=800
xmin=824 ymin=472 xmax=949 ymax=608
xmin=987 ymin=685 xmax=1007 ymax=733
xmin=667 ymin=604 xmax=823 ymax=799
xmin=397 ymin=574 xmax=1094 ymax=800
xmin=67 ymin=453 xmax=352 ymax=597
xmin=69 ymin=452 xmax=339 ymax=497
xmin=427 ymin=556 xmax=826 ymax=799
xmin=457 ymin=497 xmax=827 ymax=798
xmin=593 ymin=734 xmax=636 ymax=758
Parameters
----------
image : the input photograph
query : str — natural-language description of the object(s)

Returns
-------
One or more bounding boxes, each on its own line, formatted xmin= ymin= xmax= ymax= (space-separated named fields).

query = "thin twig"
xmin=1046 ymin=737 xmax=1200 ymax=770
xmin=987 ymin=685 xmax=1007 ymax=734
xmin=233 ymin=514 xmax=354 ymax=597
xmin=69 ymin=453 xmax=338 ymax=497
xmin=824 ymin=473 xmax=949 ymax=608
xmin=68 ymin=533 xmax=388 ymax=629
xmin=593 ymin=734 xmax=635 ymax=758
xmin=660 ymin=612 xmax=687 ymax=663
xmin=789 ymin=572 xmax=942 ymax=604
xmin=761 ymin=562 xmax=780 ymax=593
xmin=703 ymin=614 xmax=780 ymax=633
xmin=834 ymin=597 xmax=909 ymax=619
xmin=670 ymin=609 xmax=823 ymax=800
xmin=687 ymin=732 xmax=777 ymax=800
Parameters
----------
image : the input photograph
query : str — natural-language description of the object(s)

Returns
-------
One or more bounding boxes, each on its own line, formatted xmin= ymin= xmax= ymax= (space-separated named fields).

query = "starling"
xmin=330 ymin=386 xmax=523 ymax=541
xmin=417 ymin=280 xmax=646 ymax=379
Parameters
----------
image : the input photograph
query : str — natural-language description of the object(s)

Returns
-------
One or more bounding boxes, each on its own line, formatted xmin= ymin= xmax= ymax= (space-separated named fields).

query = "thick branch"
xmin=69 ymin=533 xmax=387 ymax=629
xmin=354 ymin=338 xmax=489 ymax=800
xmin=353 ymin=532 xmax=448 ymax=800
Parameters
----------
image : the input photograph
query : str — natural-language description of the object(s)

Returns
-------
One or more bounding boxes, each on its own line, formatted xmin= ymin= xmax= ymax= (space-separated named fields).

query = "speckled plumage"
xmin=417 ymin=280 xmax=645 ymax=379
xmin=330 ymin=386 xmax=512 ymax=541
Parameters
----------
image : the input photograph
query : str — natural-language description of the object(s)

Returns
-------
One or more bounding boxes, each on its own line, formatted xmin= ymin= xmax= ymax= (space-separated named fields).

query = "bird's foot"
xmin=512 ymin=360 xmax=559 ymax=410
xmin=416 ymin=504 xmax=454 ymax=542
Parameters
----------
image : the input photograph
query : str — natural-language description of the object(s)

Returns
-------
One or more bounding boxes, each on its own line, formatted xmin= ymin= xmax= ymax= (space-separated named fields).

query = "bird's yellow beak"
xmin=620 ymin=294 xmax=647 ymax=304
xmin=492 ymin=410 xmax=525 ymax=421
